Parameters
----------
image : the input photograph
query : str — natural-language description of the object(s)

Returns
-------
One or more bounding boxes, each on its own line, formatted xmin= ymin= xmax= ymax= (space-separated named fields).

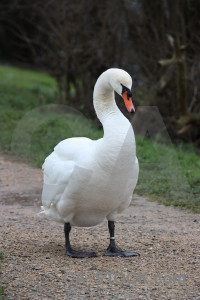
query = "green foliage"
xmin=0 ymin=65 xmax=199 ymax=212
xmin=136 ymin=136 xmax=200 ymax=213
xmin=0 ymin=65 xmax=57 ymax=94
xmin=0 ymin=65 xmax=57 ymax=153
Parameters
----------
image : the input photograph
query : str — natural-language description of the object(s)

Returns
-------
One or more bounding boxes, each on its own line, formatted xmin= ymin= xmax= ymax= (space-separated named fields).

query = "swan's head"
xmin=109 ymin=68 xmax=135 ymax=114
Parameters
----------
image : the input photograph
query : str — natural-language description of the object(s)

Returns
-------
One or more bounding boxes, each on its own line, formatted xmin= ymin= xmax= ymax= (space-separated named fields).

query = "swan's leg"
xmin=104 ymin=221 xmax=140 ymax=257
xmin=64 ymin=223 xmax=97 ymax=258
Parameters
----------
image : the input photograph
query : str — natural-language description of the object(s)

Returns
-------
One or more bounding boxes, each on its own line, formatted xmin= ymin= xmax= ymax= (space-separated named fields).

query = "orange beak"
xmin=122 ymin=91 xmax=135 ymax=113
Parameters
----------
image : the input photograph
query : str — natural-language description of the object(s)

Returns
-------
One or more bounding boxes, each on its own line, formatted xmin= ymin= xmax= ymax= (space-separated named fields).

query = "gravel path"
xmin=0 ymin=153 xmax=199 ymax=300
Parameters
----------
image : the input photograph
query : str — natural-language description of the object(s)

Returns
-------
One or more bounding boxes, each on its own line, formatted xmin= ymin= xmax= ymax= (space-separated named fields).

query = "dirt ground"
xmin=0 ymin=153 xmax=199 ymax=300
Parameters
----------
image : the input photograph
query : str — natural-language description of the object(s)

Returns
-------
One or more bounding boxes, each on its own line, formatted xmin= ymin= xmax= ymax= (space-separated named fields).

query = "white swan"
xmin=41 ymin=68 xmax=139 ymax=257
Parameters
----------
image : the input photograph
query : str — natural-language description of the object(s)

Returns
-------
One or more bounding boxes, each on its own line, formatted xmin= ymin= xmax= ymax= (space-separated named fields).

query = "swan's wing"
xmin=41 ymin=137 xmax=94 ymax=207
xmin=42 ymin=152 xmax=74 ymax=207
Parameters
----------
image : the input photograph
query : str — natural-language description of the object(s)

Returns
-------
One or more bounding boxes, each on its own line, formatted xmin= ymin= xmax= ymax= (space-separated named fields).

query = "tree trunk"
xmin=174 ymin=37 xmax=188 ymax=117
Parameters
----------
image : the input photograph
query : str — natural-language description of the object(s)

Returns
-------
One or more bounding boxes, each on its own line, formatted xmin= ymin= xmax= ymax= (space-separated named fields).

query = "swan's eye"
xmin=127 ymin=90 xmax=132 ymax=100
xmin=121 ymin=84 xmax=132 ymax=100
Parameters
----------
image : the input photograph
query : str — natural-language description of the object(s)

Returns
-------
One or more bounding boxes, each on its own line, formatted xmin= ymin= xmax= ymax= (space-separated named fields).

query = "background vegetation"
xmin=0 ymin=0 xmax=200 ymax=145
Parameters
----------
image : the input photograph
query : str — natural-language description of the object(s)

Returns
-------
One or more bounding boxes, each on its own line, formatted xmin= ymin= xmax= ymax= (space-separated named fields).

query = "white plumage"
xmin=41 ymin=68 xmax=139 ymax=229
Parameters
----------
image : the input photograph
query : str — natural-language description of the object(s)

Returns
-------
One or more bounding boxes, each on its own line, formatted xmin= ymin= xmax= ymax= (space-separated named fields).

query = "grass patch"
xmin=0 ymin=64 xmax=199 ymax=212
xmin=0 ymin=65 xmax=58 ymax=153
xmin=136 ymin=136 xmax=200 ymax=212
xmin=0 ymin=251 xmax=9 ymax=300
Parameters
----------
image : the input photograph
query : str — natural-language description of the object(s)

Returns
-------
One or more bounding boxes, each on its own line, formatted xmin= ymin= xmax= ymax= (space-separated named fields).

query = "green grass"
xmin=0 ymin=64 xmax=199 ymax=212
xmin=0 ymin=251 xmax=9 ymax=300
xmin=136 ymin=136 xmax=200 ymax=212
xmin=0 ymin=65 xmax=57 ymax=153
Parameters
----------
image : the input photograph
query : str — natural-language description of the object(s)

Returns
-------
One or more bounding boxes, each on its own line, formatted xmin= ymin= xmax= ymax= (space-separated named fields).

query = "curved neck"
xmin=93 ymin=71 xmax=136 ymax=167
xmin=93 ymin=73 xmax=122 ymax=125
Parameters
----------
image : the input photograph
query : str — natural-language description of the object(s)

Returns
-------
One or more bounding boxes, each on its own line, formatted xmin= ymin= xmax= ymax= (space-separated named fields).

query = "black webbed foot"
xmin=64 ymin=222 xmax=96 ymax=258
xmin=66 ymin=247 xmax=97 ymax=258
xmin=104 ymin=220 xmax=140 ymax=257
xmin=104 ymin=244 xmax=140 ymax=257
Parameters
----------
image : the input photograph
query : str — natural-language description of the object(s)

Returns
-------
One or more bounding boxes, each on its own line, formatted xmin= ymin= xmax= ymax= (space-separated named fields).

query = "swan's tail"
xmin=38 ymin=205 xmax=63 ymax=223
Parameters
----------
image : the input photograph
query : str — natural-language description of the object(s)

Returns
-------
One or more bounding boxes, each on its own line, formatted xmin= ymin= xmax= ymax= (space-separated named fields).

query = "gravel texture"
xmin=0 ymin=153 xmax=199 ymax=300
